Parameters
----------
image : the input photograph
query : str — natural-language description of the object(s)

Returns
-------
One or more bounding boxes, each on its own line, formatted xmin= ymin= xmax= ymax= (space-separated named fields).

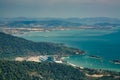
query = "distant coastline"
xmin=0 ymin=26 xmax=113 ymax=35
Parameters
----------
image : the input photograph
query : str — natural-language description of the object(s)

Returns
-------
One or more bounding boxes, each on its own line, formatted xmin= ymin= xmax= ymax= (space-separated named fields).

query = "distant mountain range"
xmin=0 ymin=17 xmax=120 ymax=28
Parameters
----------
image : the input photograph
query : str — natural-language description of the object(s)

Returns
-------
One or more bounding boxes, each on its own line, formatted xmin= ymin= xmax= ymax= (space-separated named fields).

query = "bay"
xmin=16 ymin=28 xmax=120 ymax=72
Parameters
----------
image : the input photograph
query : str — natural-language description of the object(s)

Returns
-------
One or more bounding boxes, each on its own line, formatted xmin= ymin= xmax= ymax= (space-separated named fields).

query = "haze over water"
xmin=17 ymin=28 xmax=120 ymax=72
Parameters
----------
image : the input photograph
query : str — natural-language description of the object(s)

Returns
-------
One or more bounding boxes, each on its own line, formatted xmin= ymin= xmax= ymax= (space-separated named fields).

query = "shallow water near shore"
xmin=16 ymin=28 xmax=120 ymax=72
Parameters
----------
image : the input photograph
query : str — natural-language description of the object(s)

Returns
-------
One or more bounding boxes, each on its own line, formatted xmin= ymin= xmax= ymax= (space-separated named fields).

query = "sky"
xmin=0 ymin=0 xmax=120 ymax=18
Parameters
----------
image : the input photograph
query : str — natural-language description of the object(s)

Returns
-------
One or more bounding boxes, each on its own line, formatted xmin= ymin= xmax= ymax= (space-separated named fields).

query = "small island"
xmin=88 ymin=55 xmax=102 ymax=60
xmin=110 ymin=60 xmax=120 ymax=64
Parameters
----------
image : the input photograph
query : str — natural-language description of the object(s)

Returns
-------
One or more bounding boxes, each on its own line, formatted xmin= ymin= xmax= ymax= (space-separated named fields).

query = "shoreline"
xmin=15 ymin=55 xmax=120 ymax=72
xmin=62 ymin=56 xmax=120 ymax=72
xmin=67 ymin=62 xmax=120 ymax=72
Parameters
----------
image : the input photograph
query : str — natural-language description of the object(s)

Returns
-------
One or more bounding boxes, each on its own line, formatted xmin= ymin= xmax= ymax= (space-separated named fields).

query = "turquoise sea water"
xmin=16 ymin=28 xmax=120 ymax=72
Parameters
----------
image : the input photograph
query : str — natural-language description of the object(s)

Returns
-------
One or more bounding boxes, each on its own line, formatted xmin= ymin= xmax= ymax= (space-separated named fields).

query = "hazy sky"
xmin=0 ymin=0 xmax=120 ymax=18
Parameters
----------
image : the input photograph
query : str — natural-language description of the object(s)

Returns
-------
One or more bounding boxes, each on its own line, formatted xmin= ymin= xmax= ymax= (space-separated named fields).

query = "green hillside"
xmin=0 ymin=60 xmax=119 ymax=80
xmin=0 ymin=32 xmax=84 ymax=58
xmin=0 ymin=60 xmax=85 ymax=80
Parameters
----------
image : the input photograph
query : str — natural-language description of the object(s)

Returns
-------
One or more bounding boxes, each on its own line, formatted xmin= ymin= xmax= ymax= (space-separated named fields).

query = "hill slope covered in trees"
xmin=0 ymin=60 xmax=119 ymax=80
xmin=0 ymin=32 xmax=83 ymax=58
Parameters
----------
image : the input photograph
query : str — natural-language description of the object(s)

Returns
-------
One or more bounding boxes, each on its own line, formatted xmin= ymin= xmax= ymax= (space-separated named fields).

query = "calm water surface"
xmin=16 ymin=29 xmax=120 ymax=71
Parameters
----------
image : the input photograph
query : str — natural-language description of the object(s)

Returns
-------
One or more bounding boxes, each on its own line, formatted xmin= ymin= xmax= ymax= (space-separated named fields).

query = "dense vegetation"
xmin=0 ymin=60 xmax=119 ymax=80
xmin=0 ymin=32 xmax=83 ymax=58
xmin=0 ymin=60 xmax=86 ymax=80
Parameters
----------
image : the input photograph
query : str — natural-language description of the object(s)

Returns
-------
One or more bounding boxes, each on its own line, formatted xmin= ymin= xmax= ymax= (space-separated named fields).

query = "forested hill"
xmin=0 ymin=60 xmax=119 ymax=80
xmin=0 ymin=32 xmax=83 ymax=58
xmin=0 ymin=60 xmax=85 ymax=80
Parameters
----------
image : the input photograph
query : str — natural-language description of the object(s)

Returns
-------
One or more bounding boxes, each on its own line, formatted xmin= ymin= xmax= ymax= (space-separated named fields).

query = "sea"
xmin=15 ymin=27 xmax=120 ymax=72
